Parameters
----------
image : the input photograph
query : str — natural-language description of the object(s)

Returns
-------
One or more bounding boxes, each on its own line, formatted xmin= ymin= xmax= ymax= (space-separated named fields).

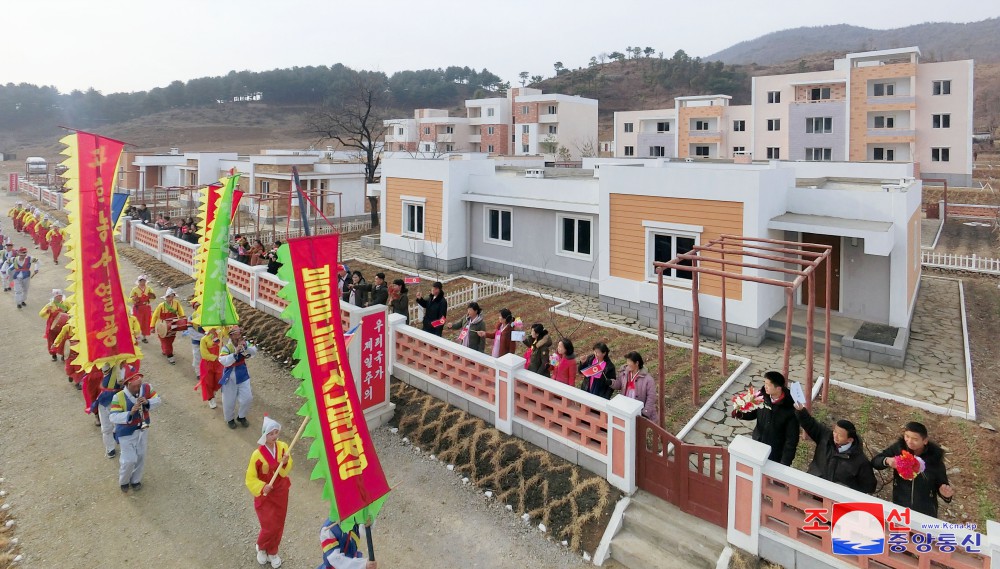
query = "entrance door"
xmin=801 ymin=233 xmax=841 ymax=311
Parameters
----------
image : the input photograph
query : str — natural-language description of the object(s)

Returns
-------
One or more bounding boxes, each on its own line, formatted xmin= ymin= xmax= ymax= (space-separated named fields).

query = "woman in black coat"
xmin=732 ymin=371 xmax=799 ymax=466
xmin=795 ymin=405 xmax=877 ymax=494
xmin=527 ymin=323 xmax=552 ymax=378
xmin=415 ymin=281 xmax=447 ymax=336
xmin=873 ymin=421 xmax=954 ymax=517
xmin=578 ymin=342 xmax=615 ymax=399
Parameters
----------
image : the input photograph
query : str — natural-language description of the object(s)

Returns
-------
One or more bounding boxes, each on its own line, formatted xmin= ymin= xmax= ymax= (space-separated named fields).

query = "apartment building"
xmin=614 ymin=47 xmax=973 ymax=185
xmin=386 ymin=88 xmax=598 ymax=161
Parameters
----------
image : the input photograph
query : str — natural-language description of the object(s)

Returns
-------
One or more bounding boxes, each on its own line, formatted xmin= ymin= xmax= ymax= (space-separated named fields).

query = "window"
xmin=766 ymin=147 xmax=780 ymax=159
xmin=485 ymin=207 xmax=512 ymax=245
xmin=486 ymin=108 xmax=495 ymax=117
xmin=649 ymin=146 xmax=666 ymax=157
xmin=397 ymin=127 xmax=404 ymax=135
xmin=487 ymin=145 xmax=494 ymax=153
xmin=423 ymin=127 xmax=430 ymax=135
xmin=647 ymin=232 xmax=696 ymax=281
xmin=767 ymin=91 xmax=781 ymax=104
xmin=767 ymin=119 xmax=781 ymax=131
xmin=521 ymin=105 xmax=529 ymax=115
xmin=931 ymin=147 xmax=950 ymax=162
xmin=546 ymin=105 xmax=557 ymax=114
xmin=733 ymin=120 xmax=745 ymax=132
xmin=695 ymin=120 xmax=710 ymax=131
xmin=624 ymin=146 xmax=635 ymax=156
xmin=423 ymin=144 xmax=431 ymax=152
xmin=260 ymin=180 xmax=270 ymax=195
xmin=522 ymin=125 xmax=530 ymax=134
xmin=806 ymin=117 xmax=832 ymax=133
xmin=624 ymin=122 xmax=634 ymax=133
xmin=487 ymin=126 xmax=495 ymax=135
xmin=932 ymin=80 xmax=951 ymax=95
xmin=402 ymin=201 xmax=424 ymax=237
xmin=873 ymin=115 xmax=895 ymax=129
xmin=733 ymin=146 xmax=746 ymax=154
xmin=932 ymin=114 xmax=951 ymax=129
xmin=548 ymin=125 xmax=558 ymax=134
xmin=694 ymin=146 xmax=709 ymax=157
xmin=522 ymin=144 xmax=529 ymax=153
xmin=810 ymin=87 xmax=831 ymax=101
xmin=805 ymin=148 xmax=832 ymax=161
xmin=873 ymin=83 xmax=895 ymax=96
xmin=445 ymin=126 xmax=454 ymax=134
xmin=656 ymin=121 xmax=670 ymax=133
xmin=557 ymin=215 xmax=592 ymax=259
xmin=873 ymin=147 xmax=895 ymax=161
xmin=445 ymin=144 xmax=454 ymax=152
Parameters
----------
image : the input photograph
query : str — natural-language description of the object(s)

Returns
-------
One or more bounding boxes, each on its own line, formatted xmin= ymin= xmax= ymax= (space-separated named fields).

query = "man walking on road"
xmin=8 ymin=247 xmax=39 ymax=308
xmin=108 ymin=371 xmax=162 ymax=492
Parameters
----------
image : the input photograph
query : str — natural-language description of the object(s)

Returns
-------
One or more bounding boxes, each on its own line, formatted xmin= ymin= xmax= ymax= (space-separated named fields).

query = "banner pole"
xmin=365 ymin=523 xmax=376 ymax=562
xmin=292 ymin=166 xmax=311 ymax=237
xmin=266 ymin=415 xmax=309 ymax=487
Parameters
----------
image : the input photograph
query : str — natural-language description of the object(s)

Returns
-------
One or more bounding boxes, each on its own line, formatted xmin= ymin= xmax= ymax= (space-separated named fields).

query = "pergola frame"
xmin=654 ymin=235 xmax=833 ymax=423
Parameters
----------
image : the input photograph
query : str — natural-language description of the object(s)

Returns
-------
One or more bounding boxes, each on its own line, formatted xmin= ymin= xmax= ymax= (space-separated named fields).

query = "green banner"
xmin=197 ymin=174 xmax=240 ymax=327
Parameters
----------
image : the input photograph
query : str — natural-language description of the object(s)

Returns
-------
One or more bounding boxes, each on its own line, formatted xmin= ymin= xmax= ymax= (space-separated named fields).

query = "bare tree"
xmin=574 ymin=137 xmax=598 ymax=158
xmin=307 ymin=70 xmax=389 ymax=227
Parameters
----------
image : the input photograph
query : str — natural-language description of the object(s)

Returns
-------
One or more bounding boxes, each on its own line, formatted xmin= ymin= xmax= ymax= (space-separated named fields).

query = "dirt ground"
xmin=932 ymin=218 xmax=999 ymax=257
xmin=0 ymin=192 xmax=598 ymax=569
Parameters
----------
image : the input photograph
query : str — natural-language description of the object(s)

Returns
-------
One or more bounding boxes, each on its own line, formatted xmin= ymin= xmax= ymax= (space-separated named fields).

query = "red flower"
xmin=894 ymin=450 xmax=925 ymax=481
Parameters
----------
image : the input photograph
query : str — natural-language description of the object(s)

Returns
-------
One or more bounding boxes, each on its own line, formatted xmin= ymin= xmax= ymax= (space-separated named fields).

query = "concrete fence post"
xmin=494 ymin=353 xmax=525 ymax=435
xmin=727 ymin=435 xmax=772 ymax=555
xmin=472 ymin=283 xmax=479 ymax=301
xmin=987 ymin=521 xmax=1000 ymax=562
xmin=386 ymin=313 xmax=406 ymax=378
xmin=606 ymin=394 xmax=643 ymax=493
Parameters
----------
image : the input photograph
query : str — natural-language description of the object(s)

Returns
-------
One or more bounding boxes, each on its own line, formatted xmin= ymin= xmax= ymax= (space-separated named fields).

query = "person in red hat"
xmin=9 ymin=247 xmax=39 ymax=308
xmin=108 ymin=371 xmax=161 ymax=492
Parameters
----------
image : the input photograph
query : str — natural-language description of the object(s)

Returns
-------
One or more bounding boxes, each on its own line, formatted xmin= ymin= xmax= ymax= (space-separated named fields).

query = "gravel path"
xmin=0 ymin=190 xmax=595 ymax=569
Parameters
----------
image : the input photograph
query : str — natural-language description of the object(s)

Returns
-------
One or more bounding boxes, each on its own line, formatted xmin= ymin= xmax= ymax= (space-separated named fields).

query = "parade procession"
xmin=1 ymin=132 xmax=389 ymax=569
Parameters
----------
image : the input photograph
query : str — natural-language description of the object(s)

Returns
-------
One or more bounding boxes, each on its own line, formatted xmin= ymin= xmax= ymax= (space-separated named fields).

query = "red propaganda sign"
xmin=8 ymin=173 xmax=17 ymax=193
xmin=360 ymin=311 xmax=387 ymax=410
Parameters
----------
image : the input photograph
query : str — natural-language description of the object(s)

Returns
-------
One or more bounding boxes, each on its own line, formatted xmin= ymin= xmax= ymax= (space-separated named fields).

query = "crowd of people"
xmin=733 ymin=371 xmax=955 ymax=517
xmin=5 ymin=203 xmax=377 ymax=569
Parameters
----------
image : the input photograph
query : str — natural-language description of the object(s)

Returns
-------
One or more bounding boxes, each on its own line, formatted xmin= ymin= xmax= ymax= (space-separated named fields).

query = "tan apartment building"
xmin=386 ymin=88 xmax=598 ymax=161
xmin=614 ymin=47 xmax=973 ymax=185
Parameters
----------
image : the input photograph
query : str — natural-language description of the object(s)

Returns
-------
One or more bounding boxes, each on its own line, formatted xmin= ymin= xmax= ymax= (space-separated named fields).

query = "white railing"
xmin=922 ymin=251 xmax=1000 ymax=275
xmin=408 ymin=273 xmax=514 ymax=324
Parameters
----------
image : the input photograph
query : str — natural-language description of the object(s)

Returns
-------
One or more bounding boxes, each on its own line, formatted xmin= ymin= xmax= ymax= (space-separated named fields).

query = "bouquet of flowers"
xmin=731 ymin=386 xmax=765 ymax=414
xmin=894 ymin=450 xmax=926 ymax=481
xmin=513 ymin=317 xmax=524 ymax=329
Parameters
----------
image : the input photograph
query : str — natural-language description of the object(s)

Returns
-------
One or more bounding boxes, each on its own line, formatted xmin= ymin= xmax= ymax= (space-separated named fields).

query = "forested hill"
xmin=706 ymin=19 xmax=1000 ymax=65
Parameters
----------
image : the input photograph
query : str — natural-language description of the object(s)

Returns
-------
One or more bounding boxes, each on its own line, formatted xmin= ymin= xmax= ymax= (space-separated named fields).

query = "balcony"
xmin=866 ymin=128 xmax=915 ymax=138
xmin=538 ymin=113 xmax=558 ymax=123
xmin=688 ymin=130 xmax=721 ymax=138
xmin=436 ymin=133 xmax=455 ymax=143
xmin=467 ymin=116 xmax=483 ymax=125
xmin=866 ymin=95 xmax=915 ymax=107
xmin=468 ymin=135 xmax=481 ymax=144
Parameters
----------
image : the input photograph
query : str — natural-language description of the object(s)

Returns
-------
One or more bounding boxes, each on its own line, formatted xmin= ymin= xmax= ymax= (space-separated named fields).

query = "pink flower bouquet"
xmin=894 ymin=450 xmax=926 ymax=481
xmin=731 ymin=386 xmax=764 ymax=414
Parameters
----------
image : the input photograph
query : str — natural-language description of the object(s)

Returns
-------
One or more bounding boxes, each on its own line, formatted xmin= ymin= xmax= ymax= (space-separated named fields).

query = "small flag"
xmin=343 ymin=323 xmax=361 ymax=347
xmin=404 ymin=276 xmax=420 ymax=285
xmin=431 ymin=316 xmax=447 ymax=328
xmin=581 ymin=360 xmax=607 ymax=378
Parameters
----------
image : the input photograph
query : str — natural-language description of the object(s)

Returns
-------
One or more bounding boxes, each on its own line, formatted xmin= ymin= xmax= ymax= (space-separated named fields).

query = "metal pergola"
xmin=654 ymin=235 xmax=834 ymax=423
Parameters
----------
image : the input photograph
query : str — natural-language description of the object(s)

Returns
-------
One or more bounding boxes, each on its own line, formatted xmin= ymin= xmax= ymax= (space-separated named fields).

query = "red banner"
xmin=360 ymin=311 xmax=387 ymax=410
xmin=287 ymin=234 xmax=390 ymax=522
xmin=8 ymin=173 xmax=17 ymax=193
xmin=231 ymin=189 xmax=244 ymax=220
xmin=65 ymin=132 xmax=136 ymax=368
xmin=203 ymin=183 xmax=222 ymax=232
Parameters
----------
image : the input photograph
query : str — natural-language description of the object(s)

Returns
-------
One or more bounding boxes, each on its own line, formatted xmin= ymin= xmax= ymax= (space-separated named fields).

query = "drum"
xmin=155 ymin=319 xmax=170 ymax=338
xmin=171 ymin=317 xmax=189 ymax=332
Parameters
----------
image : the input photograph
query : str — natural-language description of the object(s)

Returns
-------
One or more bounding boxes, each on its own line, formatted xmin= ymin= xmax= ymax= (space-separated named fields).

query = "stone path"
xmin=342 ymin=241 xmax=970 ymax=447
xmin=922 ymin=218 xmax=943 ymax=249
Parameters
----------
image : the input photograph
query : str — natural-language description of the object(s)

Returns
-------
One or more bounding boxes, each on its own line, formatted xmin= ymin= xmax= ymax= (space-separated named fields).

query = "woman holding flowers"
xmin=873 ymin=421 xmax=953 ymax=517
xmin=731 ymin=371 xmax=799 ymax=466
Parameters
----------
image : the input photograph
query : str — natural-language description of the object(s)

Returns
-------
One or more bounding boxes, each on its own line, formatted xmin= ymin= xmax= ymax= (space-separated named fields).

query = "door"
xmin=801 ymin=233 xmax=841 ymax=311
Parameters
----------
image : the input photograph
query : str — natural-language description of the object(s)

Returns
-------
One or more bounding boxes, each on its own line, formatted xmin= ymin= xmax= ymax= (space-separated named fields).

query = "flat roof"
xmin=768 ymin=213 xmax=894 ymax=255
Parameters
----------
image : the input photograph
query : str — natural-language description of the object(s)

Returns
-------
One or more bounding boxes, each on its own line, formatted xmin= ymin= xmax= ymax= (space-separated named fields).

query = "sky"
xmin=4 ymin=0 xmax=997 ymax=94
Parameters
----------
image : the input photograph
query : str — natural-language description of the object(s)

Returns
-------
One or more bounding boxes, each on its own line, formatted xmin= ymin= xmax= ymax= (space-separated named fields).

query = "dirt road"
xmin=0 ymin=189 xmax=595 ymax=569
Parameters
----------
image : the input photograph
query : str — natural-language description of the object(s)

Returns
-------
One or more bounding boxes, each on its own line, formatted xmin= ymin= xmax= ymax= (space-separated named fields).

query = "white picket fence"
xmin=408 ymin=274 xmax=514 ymax=324
xmin=922 ymin=251 xmax=1000 ymax=275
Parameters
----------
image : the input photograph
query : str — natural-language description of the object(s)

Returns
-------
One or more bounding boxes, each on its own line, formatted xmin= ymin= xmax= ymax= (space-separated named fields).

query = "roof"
xmin=768 ymin=213 xmax=894 ymax=255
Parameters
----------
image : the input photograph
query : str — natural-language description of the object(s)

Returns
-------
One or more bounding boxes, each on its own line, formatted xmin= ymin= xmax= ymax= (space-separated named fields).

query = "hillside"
xmin=706 ymin=18 xmax=1000 ymax=65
